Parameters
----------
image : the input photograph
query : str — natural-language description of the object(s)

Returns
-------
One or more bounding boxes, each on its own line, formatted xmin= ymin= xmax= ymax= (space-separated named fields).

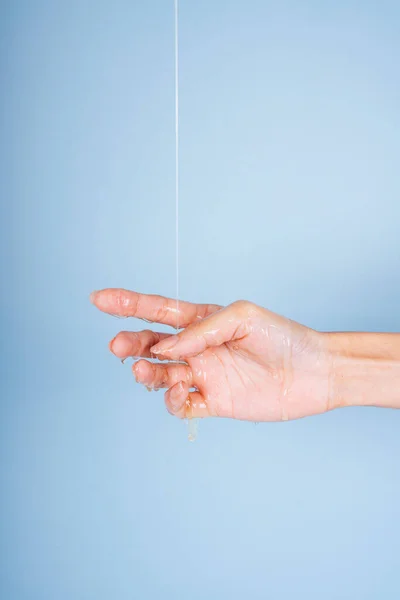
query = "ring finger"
xmin=133 ymin=359 xmax=193 ymax=391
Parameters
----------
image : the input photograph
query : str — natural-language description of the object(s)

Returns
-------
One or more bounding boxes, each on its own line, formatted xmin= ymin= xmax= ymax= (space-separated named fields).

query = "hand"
xmin=90 ymin=288 xmax=334 ymax=421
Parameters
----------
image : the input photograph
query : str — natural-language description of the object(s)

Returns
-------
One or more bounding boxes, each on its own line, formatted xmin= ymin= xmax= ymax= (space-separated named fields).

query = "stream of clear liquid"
xmin=174 ymin=0 xmax=198 ymax=442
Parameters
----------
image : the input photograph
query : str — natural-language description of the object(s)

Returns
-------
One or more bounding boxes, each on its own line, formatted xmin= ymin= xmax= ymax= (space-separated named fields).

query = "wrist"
xmin=325 ymin=332 xmax=400 ymax=410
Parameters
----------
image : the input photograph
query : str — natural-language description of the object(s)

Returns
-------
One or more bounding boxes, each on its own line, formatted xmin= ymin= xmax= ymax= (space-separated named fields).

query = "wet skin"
xmin=90 ymin=289 xmax=400 ymax=420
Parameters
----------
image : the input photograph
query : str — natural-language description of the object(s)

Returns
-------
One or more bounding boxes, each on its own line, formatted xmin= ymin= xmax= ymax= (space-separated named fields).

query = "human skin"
xmin=90 ymin=289 xmax=400 ymax=421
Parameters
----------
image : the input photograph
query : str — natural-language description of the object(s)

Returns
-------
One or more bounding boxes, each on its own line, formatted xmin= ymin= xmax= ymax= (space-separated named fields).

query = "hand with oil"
xmin=90 ymin=289 xmax=400 ymax=421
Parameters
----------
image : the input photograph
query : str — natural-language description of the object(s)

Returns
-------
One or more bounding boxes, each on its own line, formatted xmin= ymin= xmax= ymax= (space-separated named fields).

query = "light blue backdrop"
xmin=1 ymin=1 xmax=400 ymax=598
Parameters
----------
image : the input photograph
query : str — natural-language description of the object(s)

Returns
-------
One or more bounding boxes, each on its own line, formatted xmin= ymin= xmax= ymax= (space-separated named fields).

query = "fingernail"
xmin=90 ymin=291 xmax=98 ymax=304
xmin=151 ymin=335 xmax=179 ymax=355
xmin=170 ymin=382 xmax=184 ymax=411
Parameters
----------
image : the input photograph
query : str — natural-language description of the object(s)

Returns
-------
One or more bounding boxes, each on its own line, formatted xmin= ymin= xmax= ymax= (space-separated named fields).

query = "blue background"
xmin=1 ymin=1 xmax=400 ymax=598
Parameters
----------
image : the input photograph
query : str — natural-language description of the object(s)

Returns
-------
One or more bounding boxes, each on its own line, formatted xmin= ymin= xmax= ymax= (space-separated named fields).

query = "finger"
xmin=90 ymin=288 xmax=221 ymax=328
xmin=165 ymin=381 xmax=209 ymax=419
xmin=151 ymin=300 xmax=254 ymax=359
xmin=133 ymin=359 xmax=192 ymax=390
xmin=109 ymin=330 xmax=170 ymax=359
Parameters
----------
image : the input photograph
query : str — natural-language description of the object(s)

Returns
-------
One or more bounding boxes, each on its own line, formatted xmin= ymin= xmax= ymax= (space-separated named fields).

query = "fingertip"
xmin=108 ymin=336 xmax=116 ymax=353
xmin=165 ymin=380 xmax=188 ymax=417
xmin=132 ymin=359 xmax=149 ymax=383
xmin=150 ymin=335 xmax=179 ymax=356
xmin=109 ymin=332 xmax=135 ymax=358
xmin=174 ymin=380 xmax=187 ymax=397
xmin=131 ymin=361 xmax=144 ymax=385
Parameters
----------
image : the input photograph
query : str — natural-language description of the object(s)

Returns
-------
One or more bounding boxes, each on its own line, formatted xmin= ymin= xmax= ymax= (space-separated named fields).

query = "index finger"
xmin=90 ymin=288 xmax=222 ymax=328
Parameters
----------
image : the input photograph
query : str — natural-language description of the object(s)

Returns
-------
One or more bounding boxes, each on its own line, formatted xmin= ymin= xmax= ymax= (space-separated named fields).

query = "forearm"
xmin=326 ymin=333 xmax=400 ymax=409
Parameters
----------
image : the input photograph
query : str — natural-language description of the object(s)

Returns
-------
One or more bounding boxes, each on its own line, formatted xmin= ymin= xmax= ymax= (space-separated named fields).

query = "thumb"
xmin=150 ymin=300 xmax=253 ymax=359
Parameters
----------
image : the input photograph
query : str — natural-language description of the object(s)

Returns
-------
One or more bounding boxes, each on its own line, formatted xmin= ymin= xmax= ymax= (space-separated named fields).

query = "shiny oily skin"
xmin=120 ymin=301 xmax=333 ymax=423
xmin=108 ymin=294 xmax=202 ymax=435
xmin=92 ymin=289 xmax=400 ymax=430
xmin=92 ymin=291 xmax=333 ymax=423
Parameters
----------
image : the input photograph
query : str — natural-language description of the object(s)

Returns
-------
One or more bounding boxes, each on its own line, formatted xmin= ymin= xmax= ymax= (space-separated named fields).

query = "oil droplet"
xmin=145 ymin=385 xmax=160 ymax=392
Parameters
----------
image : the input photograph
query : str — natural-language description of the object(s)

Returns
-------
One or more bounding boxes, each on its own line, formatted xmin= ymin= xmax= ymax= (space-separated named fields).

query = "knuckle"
xmin=231 ymin=299 xmax=253 ymax=315
xmin=155 ymin=302 xmax=170 ymax=323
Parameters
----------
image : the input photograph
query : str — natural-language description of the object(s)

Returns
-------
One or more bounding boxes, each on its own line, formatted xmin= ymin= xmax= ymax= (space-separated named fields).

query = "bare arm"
xmin=328 ymin=333 xmax=400 ymax=410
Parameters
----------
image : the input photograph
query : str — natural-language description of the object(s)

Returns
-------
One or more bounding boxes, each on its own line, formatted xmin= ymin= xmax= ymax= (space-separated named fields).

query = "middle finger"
xmin=109 ymin=330 xmax=170 ymax=359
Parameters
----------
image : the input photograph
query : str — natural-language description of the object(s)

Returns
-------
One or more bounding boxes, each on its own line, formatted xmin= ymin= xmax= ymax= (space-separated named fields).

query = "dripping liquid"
xmin=174 ymin=0 xmax=198 ymax=442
